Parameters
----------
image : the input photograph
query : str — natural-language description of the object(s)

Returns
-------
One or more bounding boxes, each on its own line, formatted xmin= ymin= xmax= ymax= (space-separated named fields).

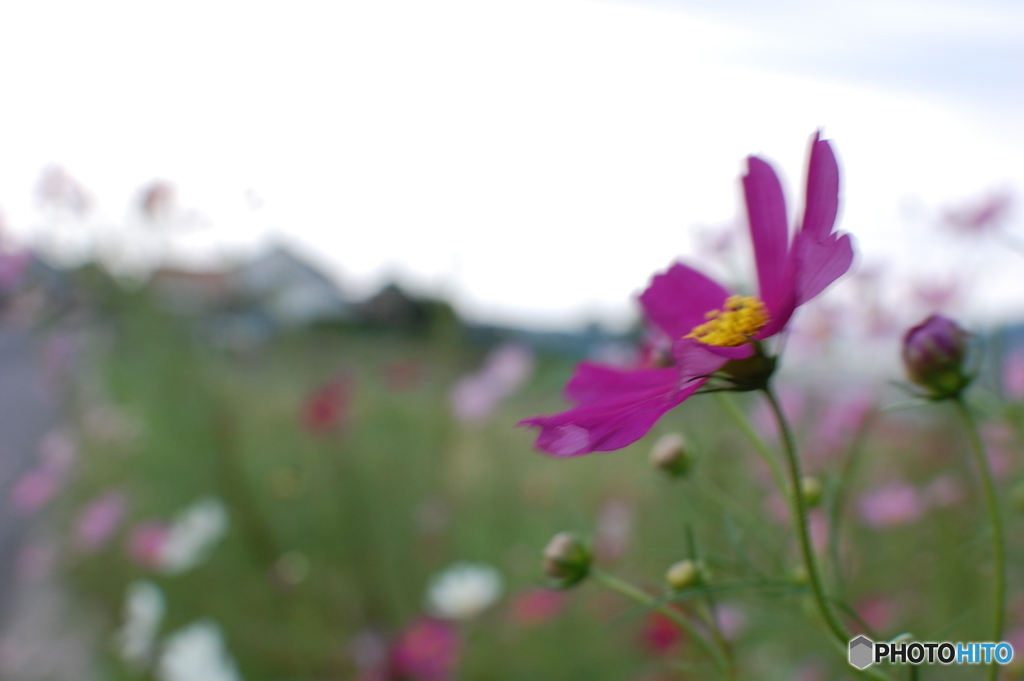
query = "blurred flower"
xmin=856 ymin=595 xmax=895 ymax=633
xmin=75 ymin=490 xmax=128 ymax=552
xmin=138 ymin=181 xmax=177 ymax=221
xmin=116 ymin=580 xmax=166 ymax=670
xmin=595 ymin=499 xmax=633 ymax=561
xmin=302 ymin=374 xmax=352 ymax=433
xmin=641 ymin=612 xmax=682 ymax=655
xmin=157 ymin=620 xmax=241 ymax=681
xmin=426 ymin=562 xmax=503 ymax=620
xmin=9 ymin=429 xmax=76 ymax=514
xmin=1003 ymin=349 xmax=1024 ymax=401
xmin=714 ymin=604 xmax=748 ymax=641
xmin=858 ymin=482 xmax=924 ymax=528
xmin=390 ymin=618 xmax=461 ymax=681
xmin=520 ymin=132 xmax=853 ymax=456
xmin=128 ymin=521 xmax=171 ymax=569
xmin=942 ymin=190 xmax=1012 ymax=235
xmin=0 ymin=251 xmax=31 ymax=292
xmin=10 ymin=470 xmax=60 ymax=515
xmin=508 ymin=589 xmax=566 ymax=627
xmin=158 ymin=497 xmax=230 ymax=575
xmin=901 ymin=314 xmax=971 ymax=399
xmin=35 ymin=165 xmax=92 ymax=216
xmin=450 ymin=344 xmax=534 ymax=423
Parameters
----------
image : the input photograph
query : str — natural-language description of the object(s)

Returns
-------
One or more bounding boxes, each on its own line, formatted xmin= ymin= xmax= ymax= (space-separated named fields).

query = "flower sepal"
xmin=716 ymin=344 xmax=777 ymax=392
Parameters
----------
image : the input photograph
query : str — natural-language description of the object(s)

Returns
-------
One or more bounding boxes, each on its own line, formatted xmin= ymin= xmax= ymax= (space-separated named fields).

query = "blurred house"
xmin=229 ymin=246 xmax=351 ymax=327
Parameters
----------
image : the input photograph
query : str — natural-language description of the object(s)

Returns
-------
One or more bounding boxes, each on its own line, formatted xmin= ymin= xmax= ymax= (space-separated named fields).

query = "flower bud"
xmin=650 ymin=433 xmax=692 ymax=478
xmin=902 ymin=314 xmax=972 ymax=399
xmin=801 ymin=476 xmax=823 ymax=508
xmin=542 ymin=532 xmax=590 ymax=588
xmin=665 ymin=559 xmax=702 ymax=590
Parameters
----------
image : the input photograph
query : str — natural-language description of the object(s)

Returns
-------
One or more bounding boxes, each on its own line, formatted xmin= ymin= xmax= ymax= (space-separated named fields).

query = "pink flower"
xmin=508 ymin=589 xmax=566 ymax=627
xmin=1004 ymin=349 xmax=1024 ymax=401
xmin=75 ymin=490 xmax=128 ymax=552
xmin=127 ymin=521 xmax=171 ymax=569
xmin=942 ymin=190 xmax=1012 ymax=235
xmin=858 ymin=482 xmax=924 ymax=528
xmin=520 ymin=132 xmax=853 ymax=456
xmin=302 ymin=375 xmax=352 ymax=433
xmin=641 ymin=612 xmax=683 ymax=655
xmin=9 ymin=470 xmax=59 ymax=514
xmin=714 ymin=604 xmax=748 ymax=641
xmin=390 ymin=618 xmax=461 ymax=681
xmin=856 ymin=595 xmax=895 ymax=633
xmin=450 ymin=344 xmax=534 ymax=423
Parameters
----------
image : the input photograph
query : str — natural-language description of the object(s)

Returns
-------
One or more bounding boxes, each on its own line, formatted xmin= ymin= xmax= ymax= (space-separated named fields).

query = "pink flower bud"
xmin=901 ymin=314 xmax=971 ymax=398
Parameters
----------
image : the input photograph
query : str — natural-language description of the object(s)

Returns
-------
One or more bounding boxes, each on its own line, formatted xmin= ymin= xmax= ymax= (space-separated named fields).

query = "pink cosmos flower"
xmin=641 ymin=612 xmax=683 ymax=656
xmin=390 ymin=618 xmax=461 ymax=681
xmin=75 ymin=490 xmax=128 ymax=552
xmin=508 ymin=589 xmax=566 ymax=626
xmin=520 ymin=132 xmax=854 ymax=456
xmin=858 ymin=482 xmax=924 ymax=528
xmin=127 ymin=521 xmax=171 ymax=569
xmin=302 ymin=374 xmax=352 ymax=433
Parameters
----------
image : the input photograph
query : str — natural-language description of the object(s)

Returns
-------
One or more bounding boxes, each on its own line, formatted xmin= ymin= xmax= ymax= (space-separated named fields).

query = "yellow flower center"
xmin=685 ymin=295 xmax=768 ymax=347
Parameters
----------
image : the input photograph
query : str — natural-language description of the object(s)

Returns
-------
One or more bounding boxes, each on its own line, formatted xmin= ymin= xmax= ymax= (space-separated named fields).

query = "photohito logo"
xmin=849 ymin=636 xmax=1014 ymax=669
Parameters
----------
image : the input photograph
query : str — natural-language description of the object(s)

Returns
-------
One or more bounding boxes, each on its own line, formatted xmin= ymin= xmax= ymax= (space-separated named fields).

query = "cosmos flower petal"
xmin=743 ymin=156 xmax=790 ymax=313
xmin=800 ymin=132 xmax=840 ymax=241
xmin=519 ymin=368 xmax=699 ymax=457
xmin=792 ymin=231 xmax=855 ymax=306
xmin=671 ymin=337 xmax=747 ymax=375
xmin=564 ymin=362 xmax=685 ymax=405
xmin=639 ymin=263 xmax=731 ymax=340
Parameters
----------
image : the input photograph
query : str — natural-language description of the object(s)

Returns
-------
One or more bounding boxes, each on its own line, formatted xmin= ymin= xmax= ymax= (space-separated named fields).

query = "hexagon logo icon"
xmin=849 ymin=636 xmax=874 ymax=669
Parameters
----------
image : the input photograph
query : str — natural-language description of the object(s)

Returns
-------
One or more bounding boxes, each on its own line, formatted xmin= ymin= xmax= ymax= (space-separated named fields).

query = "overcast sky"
xmin=0 ymin=0 xmax=1022 ymax=330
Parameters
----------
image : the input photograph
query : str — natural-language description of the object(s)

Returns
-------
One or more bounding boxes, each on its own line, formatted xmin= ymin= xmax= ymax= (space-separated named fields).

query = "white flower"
xmin=115 ymin=580 xmax=166 ymax=669
xmin=157 ymin=620 xmax=242 ymax=681
xmin=159 ymin=497 xmax=230 ymax=575
xmin=426 ymin=562 xmax=503 ymax=620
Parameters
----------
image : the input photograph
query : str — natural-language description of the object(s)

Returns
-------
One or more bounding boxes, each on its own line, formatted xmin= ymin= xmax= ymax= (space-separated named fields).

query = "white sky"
xmin=0 ymin=0 xmax=1022 ymax=330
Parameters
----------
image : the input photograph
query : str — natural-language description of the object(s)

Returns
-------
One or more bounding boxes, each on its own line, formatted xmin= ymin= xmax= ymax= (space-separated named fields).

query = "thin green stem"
xmin=953 ymin=398 xmax=1005 ymax=681
xmin=716 ymin=392 xmax=788 ymax=494
xmin=590 ymin=568 xmax=733 ymax=678
xmin=762 ymin=387 xmax=849 ymax=645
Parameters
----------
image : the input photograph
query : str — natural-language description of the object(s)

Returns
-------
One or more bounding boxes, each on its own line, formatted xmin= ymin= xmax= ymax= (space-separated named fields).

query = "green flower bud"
xmin=650 ymin=433 xmax=692 ymax=478
xmin=665 ymin=559 xmax=702 ymax=590
xmin=542 ymin=532 xmax=590 ymax=588
xmin=801 ymin=476 xmax=823 ymax=508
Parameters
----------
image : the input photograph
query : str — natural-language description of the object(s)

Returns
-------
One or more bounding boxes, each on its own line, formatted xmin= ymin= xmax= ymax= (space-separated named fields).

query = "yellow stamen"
xmin=685 ymin=295 xmax=768 ymax=347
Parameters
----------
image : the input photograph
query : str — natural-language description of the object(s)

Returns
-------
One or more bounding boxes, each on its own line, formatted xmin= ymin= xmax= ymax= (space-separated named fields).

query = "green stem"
xmin=590 ymin=568 xmax=733 ymax=678
xmin=762 ymin=387 xmax=849 ymax=645
xmin=716 ymin=392 xmax=788 ymax=494
xmin=953 ymin=398 xmax=1005 ymax=681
